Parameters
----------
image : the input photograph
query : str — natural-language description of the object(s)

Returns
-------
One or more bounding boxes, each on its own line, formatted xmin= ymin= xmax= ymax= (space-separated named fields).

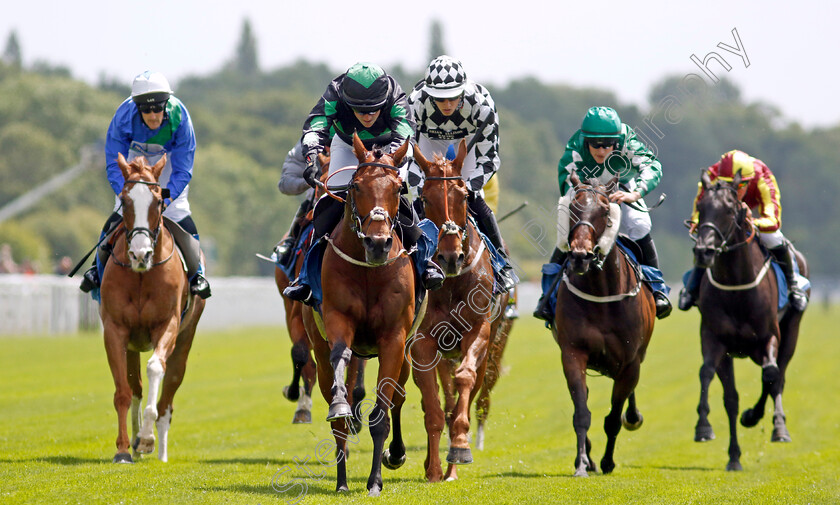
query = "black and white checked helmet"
xmin=423 ymin=55 xmax=467 ymax=99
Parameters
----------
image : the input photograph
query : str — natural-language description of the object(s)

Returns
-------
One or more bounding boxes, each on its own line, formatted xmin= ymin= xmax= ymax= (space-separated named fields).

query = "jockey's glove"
xmin=303 ymin=159 xmax=318 ymax=188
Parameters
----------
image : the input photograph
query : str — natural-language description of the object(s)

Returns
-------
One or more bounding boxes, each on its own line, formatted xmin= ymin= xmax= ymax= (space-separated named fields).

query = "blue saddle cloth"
xmin=538 ymin=239 xmax=669 ymax=325
xmin=681 ymin=258 xmax=810 ymax=312
xmin=275 ymin=222 xmax=315 ymax=280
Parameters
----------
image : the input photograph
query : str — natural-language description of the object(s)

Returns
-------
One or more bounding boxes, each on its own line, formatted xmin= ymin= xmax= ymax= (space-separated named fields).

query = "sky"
xmin=4 ymin=1 xmax=838 ymax=128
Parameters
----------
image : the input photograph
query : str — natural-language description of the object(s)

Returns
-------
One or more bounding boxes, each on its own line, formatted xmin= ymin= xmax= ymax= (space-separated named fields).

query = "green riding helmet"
xmin=340 ymin=62 xmax=392 ymax=113
xmin=581 ymin=106 xmax=622 ymax=139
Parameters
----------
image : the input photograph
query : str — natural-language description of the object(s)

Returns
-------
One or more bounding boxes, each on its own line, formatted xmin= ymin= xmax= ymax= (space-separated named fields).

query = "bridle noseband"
xmin=112 ymin=179 xmax=173 ymax=268
xmin=424 ymin=174 xmax=469 ymax=250
xmin=691 ymin=184 xmax=755 ymax=257
xmin=347 ymin=161 xmax=402 ymax=240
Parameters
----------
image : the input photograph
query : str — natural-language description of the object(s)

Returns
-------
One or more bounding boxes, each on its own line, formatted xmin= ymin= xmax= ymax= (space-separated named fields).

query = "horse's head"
xmin=116 ymin=153 xmax=168 ymax=272
xmin=567 ymin=171 xmax=620 ymax=275
xmin=348 ymin=132 xmax=409 ymax=264
xmin=414 ymin=139 xmax=469 ymax=276
xmin=693 ymin=170 xmax=750 ymax=268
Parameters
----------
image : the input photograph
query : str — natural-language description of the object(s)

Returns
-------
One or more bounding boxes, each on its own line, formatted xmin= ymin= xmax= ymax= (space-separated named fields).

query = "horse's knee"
xmin=699 ymin=364 xmax=715 ymax=383
xmin=291 ymin=343 xmax=309 ymax=368
xmin=368 ymin=405 xmax=390 ymax=439
xmin=573 ymin=407 xmax=592 ymax=431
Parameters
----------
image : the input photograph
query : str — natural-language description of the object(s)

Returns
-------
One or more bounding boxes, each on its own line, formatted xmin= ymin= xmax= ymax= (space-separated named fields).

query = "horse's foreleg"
xmin=126 ymin=350 xmax=142 ymax=459
xmin=136 ymin=320 xmax=179 ymax=455
xmin=696 ymin=333 xmax=725 ymax=442
xmin=382 ymin=359 xmax=409 ymax=471
xmin=366 ymin=338 xmax=405 ymax=497
xmin=716 ymin=355 xmax=742 ymax=471
xmin=601 ymin=362 xmax=640 ymax=474
xmin=410 ymin=333 xmax=446 ymax=482
xmin=330 ymin=418 xmax=350 ymax=493
xmin=327 ymin=344 xmax=353 ymax=421
xmin=562 ymin=351 xmax=594 ymax=477
xmin=154 ymin=321 xmax=197 ymax=462
xmin=283 ymin=339 xmax=308 ymax=402
xmin=103 ymin=322 xmax=133 ymax=463
xmin=475 ymin=319 xmax=511 ymax=451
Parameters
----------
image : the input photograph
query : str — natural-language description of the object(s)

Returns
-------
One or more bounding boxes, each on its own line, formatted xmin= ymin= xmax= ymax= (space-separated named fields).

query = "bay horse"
xmin=552 ymin=172 xmax=655 ymax=477
xmin=100 ymin=153 xmax=205 ymax=463
xmin=274 ymin=152 xmax=367 ymax=425
xmin=301 ymin=133 xmax=415 ymax=496
xmin=691 ymin=171 xmax=808 ymax=471
xmin=409 ymin=139 xmax=508 ymax=482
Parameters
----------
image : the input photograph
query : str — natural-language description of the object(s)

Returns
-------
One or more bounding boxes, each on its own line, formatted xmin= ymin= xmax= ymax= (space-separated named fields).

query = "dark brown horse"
xmin=552 ymin=172 xmax=655 ymax=477
xmin=691 ymin=171 xmax=808 ymax=471
xmin=410 ymin=140 xmax=508 ymax=482
xmin=301 ymin=133 xmax=415 ymax=496
xmin=99 ymin=153 xmax=205 ymax=463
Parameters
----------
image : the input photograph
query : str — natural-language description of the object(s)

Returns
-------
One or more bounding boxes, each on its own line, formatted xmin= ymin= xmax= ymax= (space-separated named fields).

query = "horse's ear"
xmin=452 ymin=139 xmax=468 ymax=174
xmin=413 ymin=142 xmax=430 ymax=173
xmin=700 ymin=169 xmax=712 ymax=189
xmin=569 ymin=170 xmax=581 ymax=188
xmin=732 ymin=171 xmax=742 ymax=188
xmin=317 ymin=152 xmax=329 ymax=174
xmin=151 ymin=154 xmax=167 ymax=181
xmin=392 ymin=138 xmax=410 ymax=166
xmin=117 ymin=152 xmax=131 ymax=180
xmin=352 ymin=132 xmax=367 ymax=162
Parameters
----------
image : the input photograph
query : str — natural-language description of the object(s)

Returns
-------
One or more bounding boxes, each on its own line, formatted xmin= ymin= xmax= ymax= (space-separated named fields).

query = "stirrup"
xmin=283 ymin=284 xmax=314 ymax=305
xmin=190 ymin=274 xmax=212 ymax=299
xmin=422 ymin=265 xmax=445 ymax=291
xmin=274 ymin=237 xmax=295 ymax=264
xmin=654 ymin=292 xmax=672 ymax=319
xmin=788 ymin=288 xmax=808 ymax=312
xmin=79 ymin=266 xmax=99 ymax=293
xmin=677 ymin=287 xmax=696 ymax=311
xmin=532 ymin=295 xmax=553 ymax=322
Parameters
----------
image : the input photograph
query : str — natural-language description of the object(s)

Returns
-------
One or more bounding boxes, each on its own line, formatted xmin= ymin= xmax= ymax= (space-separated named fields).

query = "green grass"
xmin=1 ymin=306 xmax=838 ymax=504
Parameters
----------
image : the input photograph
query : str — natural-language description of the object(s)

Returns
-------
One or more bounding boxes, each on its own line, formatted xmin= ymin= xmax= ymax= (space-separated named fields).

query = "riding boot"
xmin=188 ymin=232 xmax=212 ymax=299
xmin=769 ymin=243 xmax=808 ymax=311
xmin=533 ymin=247 xmax=567 ymax=322
xmin=398 ymin=195 xmax=444 ymax=291
xmin=678 ymin=267 xmax=705 ymax=311
xmin=79 ymin=212 xmax=121 ymax=293
xmin=275 ymin=199 xmax=313 ymax=267
xmin=475 ymin=211 xmax=518 ymax=292
xmin=635 ymin=234 xmax=672 ymax=319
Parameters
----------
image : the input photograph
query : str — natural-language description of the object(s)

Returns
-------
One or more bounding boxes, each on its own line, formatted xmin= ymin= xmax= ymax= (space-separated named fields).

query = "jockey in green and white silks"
xmin=80 ymin=71 xmax=210 ymax=299
xmin=533 ymin=106 xmax=672 ymax=321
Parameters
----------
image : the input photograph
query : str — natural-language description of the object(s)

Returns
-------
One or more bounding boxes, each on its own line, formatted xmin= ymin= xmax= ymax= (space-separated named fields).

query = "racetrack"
xmin=1 ymin=307 xmax=837 ymax=504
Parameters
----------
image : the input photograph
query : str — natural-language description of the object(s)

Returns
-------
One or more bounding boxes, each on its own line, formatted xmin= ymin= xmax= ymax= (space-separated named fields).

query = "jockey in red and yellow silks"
xmin=690 ymin=150 xmax=781 ymax=233
xmin=679 ymin=149 xmax=808 ymax=312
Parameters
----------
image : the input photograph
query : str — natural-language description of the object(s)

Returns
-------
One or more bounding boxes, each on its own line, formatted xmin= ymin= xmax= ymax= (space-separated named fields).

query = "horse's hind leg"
xmin=382 ymin=359 xmax=410 ymax=471
xmin=622 ymin=392 xmax=644 ymax=431
xmin=601 ymin=363 xmax=640 ymax=474
xmin=475 ymin=320 xmax=511 ymax=450
xmin=346 ymin=357 xmax=366 ymax=432
xmin=103 ymin=323 xmax=133 ymax=463
xmin=716 ymin=355 xmax=742 ymax=471
xmin=768 ymin=314 xmax=802 ymax=442
xmin=562 ymin=352 xmax=595 ymax=477
xmin=283 ymin=339 xmax=307 ymax=402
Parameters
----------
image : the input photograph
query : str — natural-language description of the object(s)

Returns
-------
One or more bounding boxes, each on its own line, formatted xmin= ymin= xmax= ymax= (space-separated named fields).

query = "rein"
xmin=706 ymin=259 xmax=772 ymax=291
xmin=425 ymin=173 xmax=468 ymax=251
xmin=111 ymin=225 xmax=176 ymax=269
xmin=111 ymin=179 xmax=174 ymax=269
xmin=568 ymin=186 xmax=614 ymax=270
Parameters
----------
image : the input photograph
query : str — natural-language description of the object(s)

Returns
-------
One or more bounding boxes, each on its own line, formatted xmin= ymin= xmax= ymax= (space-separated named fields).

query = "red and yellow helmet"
xmin=716 ymin=150 xmax=756 ymax=182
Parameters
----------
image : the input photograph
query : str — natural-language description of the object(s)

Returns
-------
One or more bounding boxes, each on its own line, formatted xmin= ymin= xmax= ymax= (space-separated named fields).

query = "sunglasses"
xmin=589 ymin=140 xmax=616 ymax=149
xmin=433 ymin=94 xmax=463 ymax=103
xmin=138 ymin=102 xmax=166 ymax=114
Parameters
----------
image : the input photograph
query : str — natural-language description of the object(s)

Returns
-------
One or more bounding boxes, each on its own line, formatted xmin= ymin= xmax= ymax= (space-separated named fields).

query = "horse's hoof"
xmin=573 ymin=467 xmax=589 ymax=477
xmin=601 ymin=458 xmax=615 ymax=474
xmin=292 ymin=409 xmax=312 ymax=424
xmin=367 ymin=484 xmax=381 ymax=497
xmin=382 ymin=448 xmax=406 ymax=470
xmin=446 ymin=447 xmax=473 ymax=464
xmin=726 ymin=460 xmax=743 ymax=471
xmin=621 ymin=411 xmax=644 ymax=431
xmin=349 ymin=416 xmax=363 ymax=434
xmin=113 ymin=452 xmax=133 ymax=464
xmin=336 ymin=484 xmax=349 ymax=493
xmin=740 ymin=408 xmax=761 ymax=428
xmin=772 ymin=428 xmax=792 ymax=442
xmin=694 ymin=425 xmax=715 ymax=442
xmin=283 ymin=385 xmax=300 ymax=402
xmin=133 ymin=436 xmax=155 ymax=454
xmin=445 ymin=476 xmax=457 ymax=482
xmin=326 ymin=401 xmax=353 ymax=421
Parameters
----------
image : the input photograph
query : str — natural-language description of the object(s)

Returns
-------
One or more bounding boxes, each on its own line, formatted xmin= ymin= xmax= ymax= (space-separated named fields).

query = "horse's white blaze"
xmin=138 ymin=354 xmax=164 ymax=441
xmin=127 ymin=184 xmax=155 ymax=268
xmin=156 ymin=405 xmax=172 ymax=462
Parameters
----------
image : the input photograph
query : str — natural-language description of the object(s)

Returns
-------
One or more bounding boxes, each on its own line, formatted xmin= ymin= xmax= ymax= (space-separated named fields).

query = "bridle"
xmin=425 ymin=170 xmax=469 ymax=252
xmin=568 ymin=185 xmax=613 ymax=270
xmin=690 ymin=184 xmax=755 ymax=257
xmin=111 ymin=179 xmax=174 ymax=268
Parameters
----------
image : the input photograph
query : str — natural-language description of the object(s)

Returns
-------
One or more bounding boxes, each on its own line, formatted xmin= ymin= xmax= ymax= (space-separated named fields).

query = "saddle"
xmin=97 ymin=217 xmax=199 ymax=280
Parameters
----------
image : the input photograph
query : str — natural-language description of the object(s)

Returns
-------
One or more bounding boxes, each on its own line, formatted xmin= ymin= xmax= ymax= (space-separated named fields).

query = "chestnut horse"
xmin=100 ymin=153 xmax=205 ymax=463
xmin=301 ymin=133 xmax=415 ymax=496
xmin=691 ymin=171 xmax=808 ymax=471
xmin=410 ymin=140 xmax=508 ymax=482
xmin=274 ymin=152 xmax=368 ymax=425
xmin=552 ymin=173 xmax=655 ymax=477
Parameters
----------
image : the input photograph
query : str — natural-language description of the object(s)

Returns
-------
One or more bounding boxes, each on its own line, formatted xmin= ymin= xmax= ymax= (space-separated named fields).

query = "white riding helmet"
xmin=131 ymin=71 xmax=173 ymax=105
xmin=422 ymin=55 xmax=468 ymax=99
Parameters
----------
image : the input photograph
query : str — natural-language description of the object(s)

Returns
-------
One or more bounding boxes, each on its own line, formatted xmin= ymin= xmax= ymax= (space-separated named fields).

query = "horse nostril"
xmin=384 ymin=237 xmax=393 ymax=250
xmin=457 ymin=253 xmax=465 ymax=263
xmin=363 ymin=237 xmax=374 ymax=250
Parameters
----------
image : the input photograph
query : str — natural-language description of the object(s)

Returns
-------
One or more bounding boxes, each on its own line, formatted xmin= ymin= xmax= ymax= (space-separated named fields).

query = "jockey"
xmin=406 ymin=55 xmax=518 ymax=294
xmin=534 ymin=106 xmax=672 ymax=320
xmin=678 ymin=150 xmax=808 ymax=312
xmin=272 ymin=140 xmax=317 ymax=267
xmin=79 ymin=71 xmax=210 ymax=299
xmin=283 ymin=62 xmax=445 ymax=304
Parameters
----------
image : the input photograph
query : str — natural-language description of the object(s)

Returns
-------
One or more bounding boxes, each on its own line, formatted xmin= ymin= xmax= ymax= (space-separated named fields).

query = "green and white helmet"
xmin=131 ymin=71 xmax=172 ymax=106
xmin=581 ymin=106 xmax=622 ymax=139
xmin=340 ymin=62 xmax=391 ymax=112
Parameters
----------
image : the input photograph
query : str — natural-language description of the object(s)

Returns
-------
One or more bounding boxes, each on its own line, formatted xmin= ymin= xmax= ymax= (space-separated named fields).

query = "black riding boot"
xmin=636 ymin=234 xmax=672 ymax=319
xmin=79 ymin=212 xmax=122 ymax=293
xmin=275 ymin=199 xmax=313 ymax=267
xmin=533 ymin=247 xmax=567 ymax=322
xmin=678 ymin=267 xmax=705 ymax=311
xmin=398 ymin=195 xmax=444 ymax=291
xmin=769 ymin=243 xmax=808 ymax=311
xmin=473 ymin=207 xmax=517 ymax=292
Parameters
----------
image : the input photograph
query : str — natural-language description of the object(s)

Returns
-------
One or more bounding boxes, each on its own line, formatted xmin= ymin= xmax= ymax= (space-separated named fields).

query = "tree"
xmin=427 ymin=20 xmax=447 ymax=61
xmin=2 ymin=31 xmax=21 ymax=69
xmin=230 ymin=19 xmax=259 ymax=76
